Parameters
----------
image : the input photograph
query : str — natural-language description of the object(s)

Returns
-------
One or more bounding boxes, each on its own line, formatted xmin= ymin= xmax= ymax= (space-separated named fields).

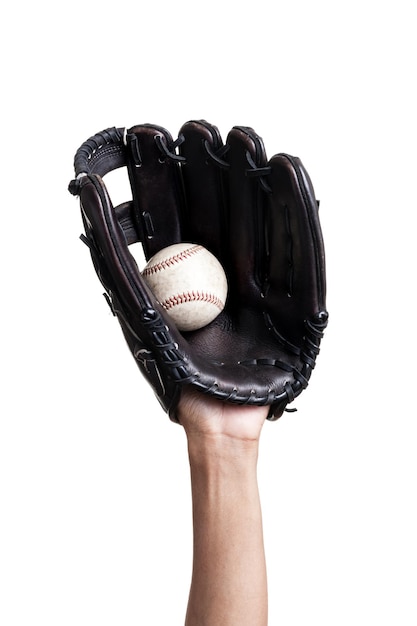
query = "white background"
xmin=1 ymin=1 xmax=416 ymax=624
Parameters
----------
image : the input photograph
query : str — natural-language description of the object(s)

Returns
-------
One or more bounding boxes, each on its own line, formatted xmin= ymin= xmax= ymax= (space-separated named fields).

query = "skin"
xmin=177 ymin=389 xmax=269 ymax=626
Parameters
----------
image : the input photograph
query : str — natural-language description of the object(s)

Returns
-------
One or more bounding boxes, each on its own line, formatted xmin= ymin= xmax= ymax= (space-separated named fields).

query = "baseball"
xmin=141 ymin=243 xmax=228 ymax=332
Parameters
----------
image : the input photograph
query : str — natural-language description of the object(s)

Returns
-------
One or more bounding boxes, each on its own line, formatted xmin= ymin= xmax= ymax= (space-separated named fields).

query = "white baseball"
xmin=141 ymin=243 xmax=228 ymax=332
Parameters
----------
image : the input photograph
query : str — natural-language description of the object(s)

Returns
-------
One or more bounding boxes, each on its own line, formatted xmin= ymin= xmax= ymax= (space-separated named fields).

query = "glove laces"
xmin=245 ymin=150 xmax=272 ymax=193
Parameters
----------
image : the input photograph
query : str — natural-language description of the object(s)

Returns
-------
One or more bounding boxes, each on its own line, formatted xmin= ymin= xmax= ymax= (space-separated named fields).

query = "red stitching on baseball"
xmin=142 ymin=245 xmax=203 ymax=276
xmin=161 ymin=291 xmax=224 ymax=311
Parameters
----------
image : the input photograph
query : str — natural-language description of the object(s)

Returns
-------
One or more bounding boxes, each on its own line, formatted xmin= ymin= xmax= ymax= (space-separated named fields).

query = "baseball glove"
xmin=69 ymin=121 xmax=328 ymax=421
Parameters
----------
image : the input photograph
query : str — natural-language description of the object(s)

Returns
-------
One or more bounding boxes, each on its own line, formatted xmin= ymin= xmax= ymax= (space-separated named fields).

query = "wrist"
xmin=178 ymin=388 xmax=268 ymax=454
xmin=186 ymin=432 xmax=260 ymax=471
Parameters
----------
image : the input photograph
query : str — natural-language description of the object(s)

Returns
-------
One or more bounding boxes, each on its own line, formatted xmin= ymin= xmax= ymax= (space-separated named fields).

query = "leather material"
xmin=70 ymin=121 xmax=328 ymax=420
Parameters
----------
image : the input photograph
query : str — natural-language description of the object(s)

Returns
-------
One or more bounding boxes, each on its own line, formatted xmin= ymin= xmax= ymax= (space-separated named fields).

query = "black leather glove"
xmin=69 ymin=120 xmax=328 ymax=421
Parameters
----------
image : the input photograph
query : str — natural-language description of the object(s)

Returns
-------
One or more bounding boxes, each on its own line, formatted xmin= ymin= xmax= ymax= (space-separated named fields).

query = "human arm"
xmin=178 ymin=390 xmax=269 ymax=626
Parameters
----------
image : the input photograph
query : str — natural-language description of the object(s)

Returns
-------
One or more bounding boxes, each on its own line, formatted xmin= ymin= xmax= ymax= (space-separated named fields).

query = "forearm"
xmin=185 ymin=435 xmax=268 ymax=626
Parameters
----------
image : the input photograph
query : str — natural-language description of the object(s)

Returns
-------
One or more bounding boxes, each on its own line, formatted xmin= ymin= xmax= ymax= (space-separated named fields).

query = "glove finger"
xmin=78 ymin=173 xmax=188 ymax=411
xmin=266 ymin=154 xmax=327 ymax=345
xmin=178 ymin=120 xmax=229 ymax=266
xmin=79 ymin=173 xmax=155 ymax=311
xmin=226 ymin=126 xmax=270 ymax=304
xmin=126 ymin=124 xmax=185 ymax=260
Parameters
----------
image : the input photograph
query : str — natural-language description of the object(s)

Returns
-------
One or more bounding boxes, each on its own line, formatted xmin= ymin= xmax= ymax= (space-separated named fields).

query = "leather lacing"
xmin=203 ymin=140 xmax=230 ymax=169
xmin=68 ymin=127 xmax=125 ymax=195
xmin=201 ymin=142 xmax=272 ymax=193
xmin=137 ymin=308 xmax=195 ymax=383
xmin=245 ymin=150 xmax=272 ymax=193
xmin=241 ymin=311 xmax=328 ymax=414
xmin=125 ymin=131 xmax=186 ymax=167
xmin=125 ymin=132 xmax=142 ymax=167
xmin=155 ymin=133 xmax=186 ymax=163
